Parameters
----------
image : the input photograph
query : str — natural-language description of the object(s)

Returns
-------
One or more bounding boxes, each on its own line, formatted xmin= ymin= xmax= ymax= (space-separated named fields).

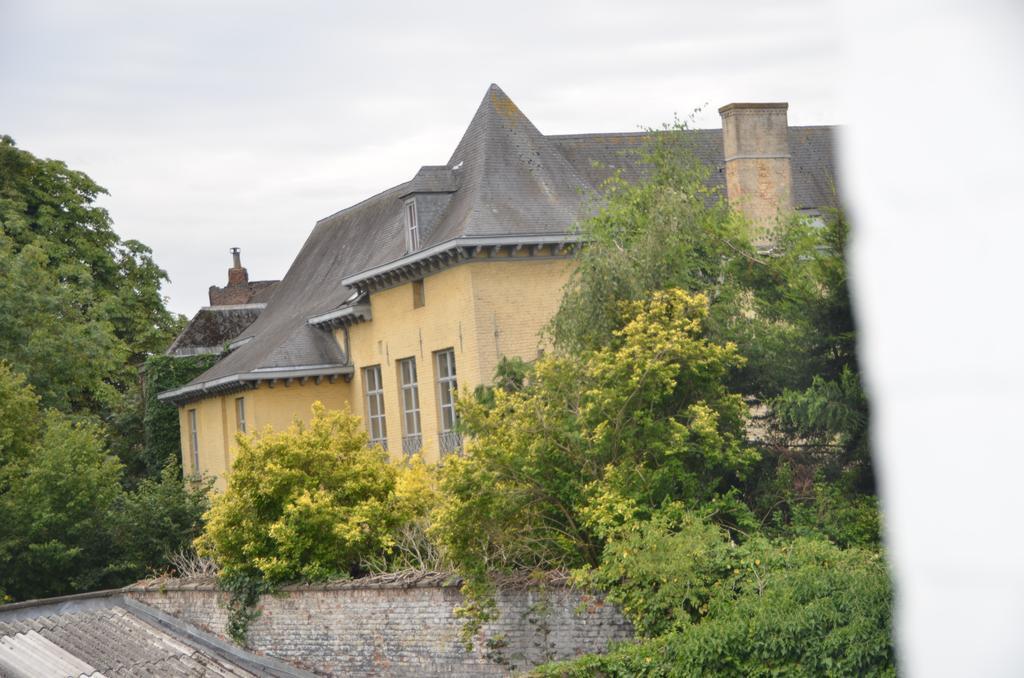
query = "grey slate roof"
xmin=548 ymin=126 xmax=838 ymax=210
xmin=165 ymin=84 xmax=839 ymax=401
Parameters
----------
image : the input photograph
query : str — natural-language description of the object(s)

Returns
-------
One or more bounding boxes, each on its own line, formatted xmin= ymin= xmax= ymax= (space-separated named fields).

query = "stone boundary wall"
xmin=126 ymin=576 xmax=632 ymax=676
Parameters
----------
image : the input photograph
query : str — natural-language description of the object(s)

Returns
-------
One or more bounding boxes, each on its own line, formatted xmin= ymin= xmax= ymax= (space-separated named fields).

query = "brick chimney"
xmin=719 ymin=103 xmax=793 ymax=248
xmin=209 ymin=247 xmax=255 ymax=305
xmin=227 ymin=247 xmax=248 ymax=286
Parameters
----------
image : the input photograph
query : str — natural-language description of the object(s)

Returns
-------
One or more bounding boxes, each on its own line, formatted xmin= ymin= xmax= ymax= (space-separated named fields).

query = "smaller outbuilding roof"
xmin=166 ymin=304 xmax=266 ymax=357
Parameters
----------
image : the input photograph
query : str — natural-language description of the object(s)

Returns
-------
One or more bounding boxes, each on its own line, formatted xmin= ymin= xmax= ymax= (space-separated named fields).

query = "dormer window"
xmin=405 ymin=199 xmax=420 ymax=251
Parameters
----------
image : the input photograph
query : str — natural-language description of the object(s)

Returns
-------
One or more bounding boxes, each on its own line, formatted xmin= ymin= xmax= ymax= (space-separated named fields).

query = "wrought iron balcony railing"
xmin=402 ymin=434 xmax=422 ymax=456
xmin=438 ymin=430 xmax=463 ymax=457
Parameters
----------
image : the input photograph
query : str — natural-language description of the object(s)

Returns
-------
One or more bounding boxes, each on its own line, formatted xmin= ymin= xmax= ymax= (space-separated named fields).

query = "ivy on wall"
xmin=141 ymin=354 xmax=219 ymax=475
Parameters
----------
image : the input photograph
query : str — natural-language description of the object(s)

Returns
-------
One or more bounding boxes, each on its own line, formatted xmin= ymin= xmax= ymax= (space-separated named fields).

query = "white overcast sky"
xmin=0 ymin=0 xmax=841 ymax=315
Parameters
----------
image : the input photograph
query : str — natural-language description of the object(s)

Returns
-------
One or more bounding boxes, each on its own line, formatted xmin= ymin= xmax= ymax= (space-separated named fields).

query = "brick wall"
xmin=127 ymin=577 xmax=631 ymax=676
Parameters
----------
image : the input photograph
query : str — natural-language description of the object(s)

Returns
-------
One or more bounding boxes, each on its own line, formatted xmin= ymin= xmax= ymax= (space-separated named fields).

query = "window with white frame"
xmin=398 ymin=357 xmax=422 ymax=455
xmin=435 ymin=348 xmax=461 ymax=454
xmin=235 ymin=397 xmax=247 ymax=433
xmin=404 ymin=199 xmax=420 ymax=252
xmin=363 ymin=365 xmax=388 ymax=450
xmin=188 ymin=409 xmax=199 ymax=474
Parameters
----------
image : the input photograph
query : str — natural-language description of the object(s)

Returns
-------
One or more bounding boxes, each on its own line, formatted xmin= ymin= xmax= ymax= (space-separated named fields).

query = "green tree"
xmin=0 ymin=412 xmax=127 ymax=599
xmin=0 ymin=362 xmax=41 ymax=466
xmin=0 ymin=135 xmax=185 ymax=481
xmin=0 ymin=237 xmax=126 ymax=413
xmin=0 ymin=135 xmax=183 ymax=364
xmin=548 ymin=125 xmax=874 ymax=538
xmin=434 ymin=290 xmax=756 ymax=579
xmin=0 ymin=371 xmax=209 ymax=601
xmin=549 ymin=127 xmax=749 ymax=359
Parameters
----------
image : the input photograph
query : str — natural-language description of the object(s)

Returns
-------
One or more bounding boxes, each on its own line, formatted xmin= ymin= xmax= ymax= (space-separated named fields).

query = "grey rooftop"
xmin=160 ymin=83 xmax=838 ymax=405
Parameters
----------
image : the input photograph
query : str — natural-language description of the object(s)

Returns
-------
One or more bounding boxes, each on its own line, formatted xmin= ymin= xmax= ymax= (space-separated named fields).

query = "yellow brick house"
xmin=159 ymin=84 xmax=837 ymax=487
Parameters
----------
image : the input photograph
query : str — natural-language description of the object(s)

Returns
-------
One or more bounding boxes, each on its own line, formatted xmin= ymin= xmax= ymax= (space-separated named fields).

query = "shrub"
xmin=575 ymin=503 xmax=738 ymax=637
xmin=196 ymin=403 xmax=413 ymax=583
xmin=113 ymin=462 xmax=211 ymax=575
xmin=536 ymin=537 xmax=894 ymax=677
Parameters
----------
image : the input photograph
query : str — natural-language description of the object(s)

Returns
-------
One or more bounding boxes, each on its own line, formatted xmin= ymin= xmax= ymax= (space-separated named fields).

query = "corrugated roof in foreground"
xmin=169 ymin=84 xmax=839 ymax=399
xmin=0 ymin=591 xmax=314 ymax=678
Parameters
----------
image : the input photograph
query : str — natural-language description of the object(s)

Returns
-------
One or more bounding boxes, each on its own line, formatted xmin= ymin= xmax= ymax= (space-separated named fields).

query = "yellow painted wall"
xmin=345 ymin=264 xmax=481 ymax=464
xmin=248 ymin=379 xmax=352 ymax=434
xmin=344 ymin=255 xmax=574 ymax=464
xmin=178 ymin=379 xmax=353 ymax=490
xmin=178 ymin=254 xmax=576 ymax=479
xmin=468 ymin=256 xmax=574 ymax=386
xmin=179 ymin=396 xmax=233 ymax=488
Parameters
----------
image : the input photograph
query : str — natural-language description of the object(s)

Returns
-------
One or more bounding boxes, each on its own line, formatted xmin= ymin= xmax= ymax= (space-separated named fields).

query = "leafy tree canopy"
xmin=433 ymin=290 xmax=756 ymax=582
xmin=0 ymin=135 xmax=183 ymax=365
xmin=0 ymin=138 xmax=207 ymax=602
xmin=0 ymin=392 xmax=209 ymax=601
xmin=431 ymin=125 xmax=888 ymax=666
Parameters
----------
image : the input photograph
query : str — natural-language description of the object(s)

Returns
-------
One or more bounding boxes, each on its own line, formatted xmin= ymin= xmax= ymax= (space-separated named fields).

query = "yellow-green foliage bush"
xmin=433 ymin=290 xmax=756 ymax=576
xmin=197 ymin=403 xmax=414 ymax=583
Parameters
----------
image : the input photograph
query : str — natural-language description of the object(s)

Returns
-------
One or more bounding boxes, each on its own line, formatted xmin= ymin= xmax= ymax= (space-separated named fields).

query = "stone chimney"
xmin=227 ymin=247 xmax=248 ymax=286
xmin=719 ymin=103 xmax=793 ymax=248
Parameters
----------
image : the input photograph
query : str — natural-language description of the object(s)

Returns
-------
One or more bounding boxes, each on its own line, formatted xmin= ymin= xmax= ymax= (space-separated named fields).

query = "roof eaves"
xmin=157 ymin=364 xmax=353 ymax=405
xmin=307 ymin=303 xmax=372 ymax=329
xmin=341 ymin=234 xmax=582 ymax=289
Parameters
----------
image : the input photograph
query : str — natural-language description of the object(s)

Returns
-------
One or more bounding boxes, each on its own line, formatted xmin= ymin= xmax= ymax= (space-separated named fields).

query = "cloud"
xmin=0 ymin=0 xmax=840 ymax=315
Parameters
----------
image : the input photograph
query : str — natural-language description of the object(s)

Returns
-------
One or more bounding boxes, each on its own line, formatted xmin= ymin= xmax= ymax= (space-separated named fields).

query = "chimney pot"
xmin=227 ymin=247 xmax=248 ymax=287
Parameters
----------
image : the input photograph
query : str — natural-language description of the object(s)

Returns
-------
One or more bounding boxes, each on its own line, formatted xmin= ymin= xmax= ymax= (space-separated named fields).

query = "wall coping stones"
xmin=125 ymin=569 xmax=575 ymax=594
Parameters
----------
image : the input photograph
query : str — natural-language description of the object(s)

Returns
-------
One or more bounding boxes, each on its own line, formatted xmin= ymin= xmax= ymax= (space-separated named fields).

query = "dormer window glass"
xmin=405 ymin=199 xmax=420 ymax=252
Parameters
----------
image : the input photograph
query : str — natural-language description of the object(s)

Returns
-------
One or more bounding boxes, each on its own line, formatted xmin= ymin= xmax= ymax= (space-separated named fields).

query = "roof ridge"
xmin=545 ymin=130 xmax=654 ymax=140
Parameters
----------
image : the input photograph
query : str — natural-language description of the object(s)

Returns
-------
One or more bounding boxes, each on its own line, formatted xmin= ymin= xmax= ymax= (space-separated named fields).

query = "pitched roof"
xmin=0 ymin=591 xmax=312 ymax=677
xmin=161 ymin=84 xmax=838 ymax=404
xmin=165 ymin=304 xmax=265 ymax=357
